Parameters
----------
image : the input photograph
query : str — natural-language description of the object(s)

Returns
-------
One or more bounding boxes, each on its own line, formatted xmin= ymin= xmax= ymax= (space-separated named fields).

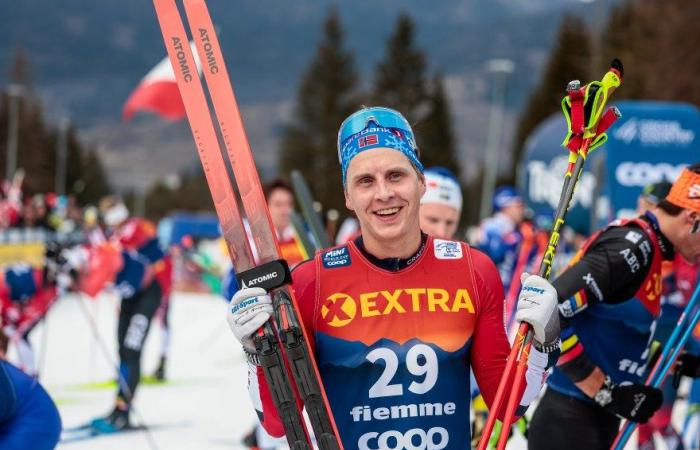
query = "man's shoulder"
xmin=594 ymin=221 xmax=654 ymax=249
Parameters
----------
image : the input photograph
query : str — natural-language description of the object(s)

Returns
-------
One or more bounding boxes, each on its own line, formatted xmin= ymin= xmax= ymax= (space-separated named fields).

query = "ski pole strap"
xmin=238 ymin=259 xmax=292 ymax=291
xmin=561 ymin=60 xmax=623 ymax=153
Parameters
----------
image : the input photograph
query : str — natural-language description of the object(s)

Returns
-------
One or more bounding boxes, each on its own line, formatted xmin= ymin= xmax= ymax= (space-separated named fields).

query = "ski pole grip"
xmin=238 ymin=259 xmax=292 ymax=291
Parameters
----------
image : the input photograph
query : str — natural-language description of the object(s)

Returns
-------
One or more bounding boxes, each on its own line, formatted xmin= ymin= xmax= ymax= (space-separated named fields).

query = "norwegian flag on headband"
xmin=358 ymin=134 xmax=378 ymax=148
xmin=122 ymin=41 xmax=202 ymax=122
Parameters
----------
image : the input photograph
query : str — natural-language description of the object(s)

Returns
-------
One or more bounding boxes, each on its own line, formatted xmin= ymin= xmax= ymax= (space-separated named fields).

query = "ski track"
xmin=13 ymin=291 xmax=686 ymax=449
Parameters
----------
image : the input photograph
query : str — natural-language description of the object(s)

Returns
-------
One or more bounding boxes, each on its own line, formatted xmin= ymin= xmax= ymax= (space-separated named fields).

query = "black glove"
xmin=672 ymin=352 xmax=700 ymax=388
xmin=676 ymin=353 xmax=700 ymax=378
xmin=593 ymin=376 xmax=662 ymax=423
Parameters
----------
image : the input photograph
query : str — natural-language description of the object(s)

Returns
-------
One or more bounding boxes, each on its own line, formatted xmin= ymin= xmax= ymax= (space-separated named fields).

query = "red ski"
xmin=152 ymin=1 xmax=342 ymax=449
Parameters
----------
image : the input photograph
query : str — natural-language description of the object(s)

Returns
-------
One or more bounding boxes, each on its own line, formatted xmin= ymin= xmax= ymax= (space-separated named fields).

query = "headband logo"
xmin=358 ymin=134 xmax=378 ymax=148
xmin=689 ymin=183 xmax=700 ymax=200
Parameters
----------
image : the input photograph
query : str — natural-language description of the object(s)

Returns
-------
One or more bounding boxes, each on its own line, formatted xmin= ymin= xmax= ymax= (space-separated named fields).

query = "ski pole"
xmin=611 ymin=280 xmax=700 ymax=449
xmin=73 ymin=293 xmax=161 ymax=450
xmin=477 ymin=59 xmax=623 ymax=450
xmin=291 ymin=170 xmax=331 ymax=249
xmin=290 ymin=211 xmax=316 ymax=257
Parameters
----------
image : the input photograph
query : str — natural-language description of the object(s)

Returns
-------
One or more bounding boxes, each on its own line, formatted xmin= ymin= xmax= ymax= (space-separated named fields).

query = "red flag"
xmin=122 ymin=41 xmax=202 ymax=122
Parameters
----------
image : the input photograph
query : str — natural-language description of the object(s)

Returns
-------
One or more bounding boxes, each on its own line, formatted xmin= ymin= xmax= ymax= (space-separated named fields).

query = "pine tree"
xmin=602 ymin=0 xmax=700 ymax=107
xmin=417 ymin=74 xmax=461 ymax=175
xmin=278 ymin=9 xmax=359 ymax=213
xmin=0 ymin=47 xmax=113 ymax=201
xmin=373 ymin=13 xmax=428 ymax=118
xmin=509 ymin=15 xmax=592 ymax=182
xmin=373 ymin=15 xmax=460 ymax=179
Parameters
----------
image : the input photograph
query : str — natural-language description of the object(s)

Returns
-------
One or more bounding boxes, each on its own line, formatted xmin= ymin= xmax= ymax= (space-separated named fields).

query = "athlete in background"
xmin=529 ymin=164 xmax=700 ymax=450
xmin=0 ymin=327 xmax=61 ymax=450
xmin=476 ymin=186 xmax=527 ymax=293
xmin=89 ymin=197 xmax=172 ymax=433
xmin=635 ymin=181 xmax=696 ymax=450
xmin=419 ymin=166 xmax=462 ymax=240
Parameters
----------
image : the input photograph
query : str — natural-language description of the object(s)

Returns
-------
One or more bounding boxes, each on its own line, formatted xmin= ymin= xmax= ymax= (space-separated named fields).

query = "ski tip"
xmin=610 ymin=58 xmax=624 ymax=77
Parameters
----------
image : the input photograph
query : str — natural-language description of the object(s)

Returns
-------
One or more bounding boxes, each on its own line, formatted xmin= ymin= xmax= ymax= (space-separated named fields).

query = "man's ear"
xmin=344 ymin=188 xmax=354 ymax=212
xmin=418 ymin=173 xmax=426 ymax=197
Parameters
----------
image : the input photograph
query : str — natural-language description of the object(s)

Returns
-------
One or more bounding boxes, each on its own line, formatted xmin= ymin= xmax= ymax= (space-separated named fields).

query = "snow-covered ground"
xmin=10 ymin=290 xmax=691 ymax=449
xmin=16 ymin=291 xmax=256 ymax=450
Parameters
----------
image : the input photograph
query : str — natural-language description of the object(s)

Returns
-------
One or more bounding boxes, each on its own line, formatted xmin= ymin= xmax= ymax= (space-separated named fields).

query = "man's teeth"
xmin=376 ymin=207 xmax=400 ymax=216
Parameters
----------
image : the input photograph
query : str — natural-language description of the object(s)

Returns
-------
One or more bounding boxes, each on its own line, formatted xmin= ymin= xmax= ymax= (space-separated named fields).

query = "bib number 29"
xmin=366 ymin=344 xmax=438 ymax=398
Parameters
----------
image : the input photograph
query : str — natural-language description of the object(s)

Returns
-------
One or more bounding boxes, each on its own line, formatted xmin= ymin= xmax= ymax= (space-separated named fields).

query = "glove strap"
xmin=243 ymin=346 xmax=261 ymax=366
xmin=533 ymin=337 xmax=561 ymax=354
xmin=593 ymin=375 xmax=615 ymax=406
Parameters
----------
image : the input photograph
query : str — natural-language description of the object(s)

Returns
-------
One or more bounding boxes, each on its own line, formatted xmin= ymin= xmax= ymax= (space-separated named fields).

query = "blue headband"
xmin=339 ymin=125 xmax=423 ymax=185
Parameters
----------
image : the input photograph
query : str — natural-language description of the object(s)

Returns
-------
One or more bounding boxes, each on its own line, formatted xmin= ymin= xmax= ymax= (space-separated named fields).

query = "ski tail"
xmin=151 ymin=0 xmax=311 ymax=446
xmin=181 ymin=1 xmax=343 ymax=448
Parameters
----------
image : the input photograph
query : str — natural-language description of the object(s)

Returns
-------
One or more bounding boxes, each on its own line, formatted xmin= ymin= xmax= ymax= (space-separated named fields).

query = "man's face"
xmin=420 ymin=203 xmax=459 ymax=240
xmin=674 ymin=210 xmax=700 ymax=264
xmin=267 ymin=188 xmax=294 ymax=232
xmin=344 ymin=148 xmax=425 ymax=246
xmin=502 ymin=201 xmax=525 ymax=224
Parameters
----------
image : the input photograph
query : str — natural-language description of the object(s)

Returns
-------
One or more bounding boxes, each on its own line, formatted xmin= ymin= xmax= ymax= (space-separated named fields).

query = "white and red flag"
xmin=122 ymin=41 xmax=202 ymax=121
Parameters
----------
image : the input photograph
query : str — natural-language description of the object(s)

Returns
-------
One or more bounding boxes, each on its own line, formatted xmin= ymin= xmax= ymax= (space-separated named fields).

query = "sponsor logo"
xmin=242 ymin=272 xmax=278 ymax=288
xmin=618 ymin=358 xmax=647 ymax=377
xmin=230 ymin=297 xmax=260 ymax=314
xmin=613 ymin=118 xmax=695 ymax=145
xmin=583 ymin=273 xmax=604 ymax=301
xmin=643 ymin=273 xmax=663 ymax=302
xmin=197 ymin=28 xmax=219 ymax=74
xmin=523 ymin=286 xmax=545 ymax=295
xmin=690 ymin=183 xmax=700 ymax=199
xmin=323 ymin=247 xmax=351 ymax=269
xmin=358 ymin=427 xmax=449 ymax=450
xmin=171 ymin=37 xmax=193 ymax=82
xmin=350 ymin=402 xmax=456 ymax=422
xmin=619 ymin=248 xmax=640 ymax=273
xmin=639 ymin=240 xmax=652 ymax=266
xmin=433 ymin=240 xmax=462 ymax=259
xmin=625 ymin=231 xmax=642 ymax=244
xmin=558 ymin=300 xmax=578 ymax=318
xmin=615 ymin=162 xmax=686 ymax=187
xmin=320 ymin=288 xmax=476 ymax=327
xmin=124 ymin=314 xmax=149 ymax=351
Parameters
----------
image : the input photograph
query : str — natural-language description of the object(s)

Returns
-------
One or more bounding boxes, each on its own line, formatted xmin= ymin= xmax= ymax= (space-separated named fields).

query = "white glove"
xmin=61 ymin=246 xmax=89 ymax=271
xmin=227 ymin=287 xmax=273 ymax=353
xmin=515 ymin=272 xmax=560 ymax=348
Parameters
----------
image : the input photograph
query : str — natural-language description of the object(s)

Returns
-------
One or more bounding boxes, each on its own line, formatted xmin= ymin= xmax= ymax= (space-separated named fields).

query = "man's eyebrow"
xmin=351 ymin=172 xmax=374 ymax=182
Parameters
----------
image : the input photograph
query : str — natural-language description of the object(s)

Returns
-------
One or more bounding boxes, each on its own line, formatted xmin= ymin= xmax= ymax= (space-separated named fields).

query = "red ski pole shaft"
xmin=497 ymin=329 xmax=532 ymax=450
xmin=475 ymin=330 xmax=522 ymax=450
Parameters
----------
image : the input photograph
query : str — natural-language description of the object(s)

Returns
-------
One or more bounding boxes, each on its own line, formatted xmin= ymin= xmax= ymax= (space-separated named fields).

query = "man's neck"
xmin=362 ymin=228 xmax=423 ymax=260
xmin=644 ymin=210 xmax=675 ymax=260
xmin=354 ymin=232 xmax=428 ymax=272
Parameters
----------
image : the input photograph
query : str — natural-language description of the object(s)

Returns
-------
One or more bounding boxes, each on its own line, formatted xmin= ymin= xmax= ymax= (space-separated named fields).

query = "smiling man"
xmin=227 ymin=106 xmax=561 ymax=449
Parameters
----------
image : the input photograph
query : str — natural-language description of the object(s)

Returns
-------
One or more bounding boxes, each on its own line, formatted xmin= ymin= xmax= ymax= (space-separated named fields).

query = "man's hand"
xmin=593 ymin=376 xmax=662 ymax=423
xmin=227 ymin=287 xmax=273 ymax=353
xmin=515 ymin=273 xmax=560 ymax=350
